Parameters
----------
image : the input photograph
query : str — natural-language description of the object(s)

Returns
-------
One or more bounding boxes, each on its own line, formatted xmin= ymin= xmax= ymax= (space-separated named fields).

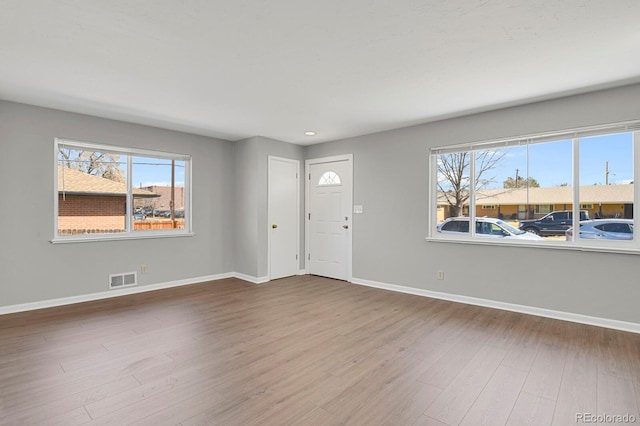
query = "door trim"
xmin=305 ymin=154 xmax=353 ymax=281
xmin=268 ymin=156 xmax=301 ymax=281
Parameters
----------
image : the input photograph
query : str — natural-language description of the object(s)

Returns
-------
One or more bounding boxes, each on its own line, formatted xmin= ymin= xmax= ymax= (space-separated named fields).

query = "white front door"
xmin=307 ymin=155 xmax=352 ymax=281
xmin=268 ymin=156 xmax=299 ymax=280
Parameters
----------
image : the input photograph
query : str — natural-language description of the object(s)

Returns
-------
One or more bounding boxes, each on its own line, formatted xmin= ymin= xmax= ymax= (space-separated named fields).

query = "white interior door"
xmin=307 ymin=156 xmax=352 ymax=281
xmin=268 ymin=156 xmax=299 ymax=280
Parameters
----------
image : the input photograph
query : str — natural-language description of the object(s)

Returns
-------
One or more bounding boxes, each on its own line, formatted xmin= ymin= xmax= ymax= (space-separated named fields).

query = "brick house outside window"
xmin=57 ymin=166 xmax=159 ymax=235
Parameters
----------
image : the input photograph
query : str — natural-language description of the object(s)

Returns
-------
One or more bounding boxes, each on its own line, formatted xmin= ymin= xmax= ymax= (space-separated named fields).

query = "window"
xmin=54 ymin=139 xmax=191 ymax=242
xmin=318 ymin=171 xmax=341 ymax=186
xmin=430 ymin=121 xmax=640 ymax=252
xmin=535 ymin=204 xmax=553 ymax=214
xmin=440 ymin=219 xmax=469 ymax=233
xmin=595 ymin=223 xmax=632 ymax=234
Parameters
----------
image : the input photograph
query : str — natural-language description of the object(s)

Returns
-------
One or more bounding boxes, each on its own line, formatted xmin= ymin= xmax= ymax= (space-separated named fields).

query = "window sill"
xmin=51 ymin=231 xmax=195 ymax=244
xmin=425 ymin=235 xmax=640 ymax=255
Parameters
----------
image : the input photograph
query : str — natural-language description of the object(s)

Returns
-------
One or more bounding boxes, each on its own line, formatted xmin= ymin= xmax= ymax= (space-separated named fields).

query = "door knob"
xmin=343 ymin=225 xmax=349 ymax=229
xmin=272 ymin=224 xmax=278 ymax=229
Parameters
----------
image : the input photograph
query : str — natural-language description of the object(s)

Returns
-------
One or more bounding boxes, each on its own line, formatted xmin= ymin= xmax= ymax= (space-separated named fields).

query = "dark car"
xmin=518 ymin=210 xmax=589 ymax=236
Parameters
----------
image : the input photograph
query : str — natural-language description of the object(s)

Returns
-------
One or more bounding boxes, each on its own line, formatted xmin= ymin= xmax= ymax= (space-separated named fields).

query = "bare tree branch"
xmin=437 ymin=150 xmax=505 ymax=217
xmin=57 ymin=148 xmax=125 ymax=183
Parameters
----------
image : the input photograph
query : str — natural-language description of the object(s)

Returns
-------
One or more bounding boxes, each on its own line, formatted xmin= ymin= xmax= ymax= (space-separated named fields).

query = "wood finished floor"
xmin=1 ymin=275 xmax=639 ymax=425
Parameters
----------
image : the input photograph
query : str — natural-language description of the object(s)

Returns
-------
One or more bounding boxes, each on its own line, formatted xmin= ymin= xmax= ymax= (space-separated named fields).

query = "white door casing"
xmin=268 ymin=156 xmax=300 ymax=280
xmin=305 ymin=154 xmax=353 ymax=281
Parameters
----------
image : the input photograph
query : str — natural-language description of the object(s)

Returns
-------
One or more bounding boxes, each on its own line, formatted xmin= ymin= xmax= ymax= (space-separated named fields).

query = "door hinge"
xmin=308 ymin=213 xmax=311 ymax=220
xmin=308 ymin=253 xmax=310 ymax=260
xmin=296 ymin=172 xmax=298 ymax=179
xmin=308 ymin=173 xmax=311 ymax=180
xmin=296 ymin=254 xmax=298 ymax=260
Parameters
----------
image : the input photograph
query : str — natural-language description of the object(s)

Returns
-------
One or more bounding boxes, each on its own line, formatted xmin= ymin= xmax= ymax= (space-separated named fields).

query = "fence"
xmin=133 ymin=220 xmax=185 ymax=230
xmin=58 ymin=219 xmax=185 ymax=235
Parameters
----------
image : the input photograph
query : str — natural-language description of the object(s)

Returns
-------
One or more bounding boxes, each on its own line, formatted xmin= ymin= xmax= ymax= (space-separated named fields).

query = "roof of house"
xmin=438 ymin=184 xmax=634 ymax=206
xmin=57 ymin=166 xmax=159 ymax=198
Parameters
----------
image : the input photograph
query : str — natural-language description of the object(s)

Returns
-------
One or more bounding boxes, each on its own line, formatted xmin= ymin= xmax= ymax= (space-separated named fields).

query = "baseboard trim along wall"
xmin=5 ymin=273 xmax=638 ymax=335
xmin=350 ymin=277 xmax=640 ymax=335
xmin=234 ymin=273 xmax=270 ymax=284
xmin=0 ymin=272 xmax=267 ymax=315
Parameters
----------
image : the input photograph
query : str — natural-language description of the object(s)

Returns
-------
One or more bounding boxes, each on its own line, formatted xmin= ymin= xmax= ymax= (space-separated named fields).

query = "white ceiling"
xmin=1 ymin=1 xmax=639 ymax=145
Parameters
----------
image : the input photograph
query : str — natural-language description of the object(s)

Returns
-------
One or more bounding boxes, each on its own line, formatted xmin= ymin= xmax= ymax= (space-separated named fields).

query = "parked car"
xmin=133 ymin=212 xmax=146 ymax=221
xmin=438 ymin=217 xmax=543 ymax=240
xmin=518 ymin=210 xmax=590 ymax=236
xmin=566 ymin=219 xmax=634 ymax=240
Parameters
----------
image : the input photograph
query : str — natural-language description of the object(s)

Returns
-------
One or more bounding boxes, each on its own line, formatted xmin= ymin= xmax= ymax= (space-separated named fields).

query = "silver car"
xmin=438 ymin=217 xmax=543 ymax=240
xmin=566 ymin=219 xmax=634 ymax=240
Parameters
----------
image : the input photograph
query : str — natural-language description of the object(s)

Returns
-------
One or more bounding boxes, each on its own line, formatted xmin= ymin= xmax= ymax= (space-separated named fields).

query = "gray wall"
xmin=233 ymin=137 xmax=260 ymax=277
xmin=0 ymin=100 xmax=236 ymax=306
xmin=305 ymin=83 xmax=640 ymax=324
xmin=3 ymin=83 xmax=640 ymax=325
xmin=234 ymin=136 xmax=305 ymax=279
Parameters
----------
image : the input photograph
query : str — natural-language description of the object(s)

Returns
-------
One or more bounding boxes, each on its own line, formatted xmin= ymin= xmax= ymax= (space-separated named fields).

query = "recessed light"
xmin=304 ymin=131 xmax=316 ymax=136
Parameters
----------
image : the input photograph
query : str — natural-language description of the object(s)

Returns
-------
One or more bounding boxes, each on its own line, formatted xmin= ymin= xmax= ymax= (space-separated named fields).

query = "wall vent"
xmin=109 ymin=272 xmax=137 ymax=289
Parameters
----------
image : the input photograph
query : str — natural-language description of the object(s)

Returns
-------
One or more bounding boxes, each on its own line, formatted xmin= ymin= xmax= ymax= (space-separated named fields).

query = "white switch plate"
xmin=353 ymin=205 xmax=363 ymax=214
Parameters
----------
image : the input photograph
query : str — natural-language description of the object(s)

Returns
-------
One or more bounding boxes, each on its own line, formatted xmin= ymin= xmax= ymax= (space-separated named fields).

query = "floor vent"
xmin=109 ymin=272 xmax=137 ymax=289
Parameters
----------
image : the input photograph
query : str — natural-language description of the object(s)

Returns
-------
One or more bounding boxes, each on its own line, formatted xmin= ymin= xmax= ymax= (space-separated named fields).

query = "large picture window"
xmin=430 ymin=121 xmax=640 ymax=252
xmin=54 ymin=138 xmax=191 ymax=242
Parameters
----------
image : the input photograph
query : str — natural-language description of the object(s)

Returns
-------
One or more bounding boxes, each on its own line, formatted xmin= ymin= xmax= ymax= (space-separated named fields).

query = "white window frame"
xmin=52 ymin=138 xmax=193 ymax=243
xmin=428 ymin=120 xmax=640 ymax=254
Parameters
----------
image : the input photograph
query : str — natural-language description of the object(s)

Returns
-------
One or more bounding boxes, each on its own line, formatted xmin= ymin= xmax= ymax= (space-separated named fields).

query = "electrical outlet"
xmin=141 ymin=265 xmax=149 ymax=274
xmin=437 ymin=270 xmax=445 ymax=280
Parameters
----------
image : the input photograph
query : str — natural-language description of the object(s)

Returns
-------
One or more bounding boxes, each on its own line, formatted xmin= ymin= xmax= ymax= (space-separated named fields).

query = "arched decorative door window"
xmin=318 ymin=171 xmax=342 ymax=186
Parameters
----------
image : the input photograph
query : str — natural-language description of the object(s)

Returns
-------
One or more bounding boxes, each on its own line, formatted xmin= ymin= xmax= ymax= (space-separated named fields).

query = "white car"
xmin=438 ymin=217 xmax=543 ymax=240
xmin=566 ymin=219 xmax=633 ymax=240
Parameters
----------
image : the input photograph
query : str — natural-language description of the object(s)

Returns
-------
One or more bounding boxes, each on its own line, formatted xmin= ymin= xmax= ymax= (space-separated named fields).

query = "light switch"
xmin=353 ymin=205 xmax=363 ymax=214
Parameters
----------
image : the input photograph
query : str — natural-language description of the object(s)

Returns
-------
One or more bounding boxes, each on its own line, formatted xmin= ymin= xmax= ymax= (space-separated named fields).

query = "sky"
xmin=62 ymin=132 xmax=633 ymax=190
xmin=475 ymin=132 xmax=634 ymax=189
xmin=137 ymin=133 xmax=633 ymax=190
xmin=131 ymin=157 xmax=186 ymax=188
xmin=57 ymin=147 xmax=186 ymax=188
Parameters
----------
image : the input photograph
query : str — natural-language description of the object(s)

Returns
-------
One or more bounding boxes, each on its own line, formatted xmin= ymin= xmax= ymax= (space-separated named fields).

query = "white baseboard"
xmin=232 ymin=272 xmax=269 ymax=284
xmin=0 ymin=273 xmax=236 ymax=316
xmin=236 ymin=271 xmax=307 ymax=282
xmin=351 ymin=277 xmax=640 ymax=334
xmin=0 ymin=271 xmax=277 ymax=315
xmin=8 ymin=273 xmax=636 ymax=334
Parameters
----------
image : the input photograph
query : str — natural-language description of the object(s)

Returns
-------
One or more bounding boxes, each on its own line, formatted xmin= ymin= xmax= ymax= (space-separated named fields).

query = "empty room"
xmin=1 ymin=1 xmax=640 ymax=425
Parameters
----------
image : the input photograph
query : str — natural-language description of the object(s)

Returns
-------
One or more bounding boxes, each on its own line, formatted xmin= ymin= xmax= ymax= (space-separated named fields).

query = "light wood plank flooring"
xmin=1 ymin=275 xmax=639 ymax=425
